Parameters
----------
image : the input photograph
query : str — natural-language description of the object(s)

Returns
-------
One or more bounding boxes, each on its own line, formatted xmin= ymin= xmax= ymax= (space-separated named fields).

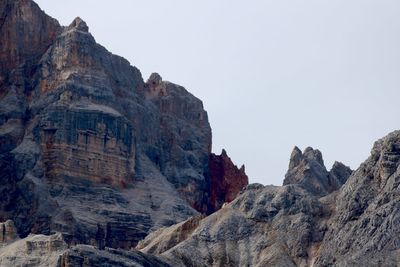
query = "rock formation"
xmin=284 ymin=146 xmax=352 ymax=196
xmin=0 ymin=220 xmax=18 ymax=244
xmin=207 ymin=149 xmax=249 ymax=213
xmin=314 ymin=130 xmax=400 ymax=266
xmin=0 ymin=231 xmax=170 ymax=267
xmin=0 ymin=0 xmax=247 ymax=252
xmin=137 ymin=133 xmax=400 ymax=266
xmin=2 ymin=1 xmax=400 ymax=267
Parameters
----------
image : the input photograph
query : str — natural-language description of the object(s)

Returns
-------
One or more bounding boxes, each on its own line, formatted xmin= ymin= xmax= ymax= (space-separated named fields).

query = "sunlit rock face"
xmin=40 ymin=103 xmax=135 ymax=188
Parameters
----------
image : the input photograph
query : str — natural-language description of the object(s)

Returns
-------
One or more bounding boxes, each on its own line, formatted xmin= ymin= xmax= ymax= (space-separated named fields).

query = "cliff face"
xmin=4 ymin=1 xmax=399 ymax=267
xmin=0 ymin=0 xmax=248 ymax=251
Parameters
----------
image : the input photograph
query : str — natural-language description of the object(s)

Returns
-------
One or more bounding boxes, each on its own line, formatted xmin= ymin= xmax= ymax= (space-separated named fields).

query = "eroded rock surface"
xmin=0 ymin=220 xmax=18 ymax=244
xmin=0 ymin=0 xmax=246 ymax=252
xmin=315 ymin=130 xmax=400 ymax=266
xmin=284 ymin=146 xmax=352 ymax=196
xmin=139 ymin=184 xmax=329 ymax=267
xmin=0 ymin=231 xmax=170 ymax=267
xmin=138 ymin=132 xmax=400 ymax=266
xmin=207 ymin=149 xmax=249 ymax=213
xmin=3 ymin=1 xmax=399 ymax=267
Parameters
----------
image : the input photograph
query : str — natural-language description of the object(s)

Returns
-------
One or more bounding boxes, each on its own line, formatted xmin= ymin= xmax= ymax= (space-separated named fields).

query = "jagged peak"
xmin=147 ymin=72 xmax=163 ymax=85
xmin=331 ymin=160 xmax=349 ymax=170
xmin=289 ymin=146 xmax=303 ymax=169
xmin=288 ymin=146 xmax=324 ymax=169
xmin=303 ymin=146 xmax=324 ymax=166
xmin=221 ymin=148 xmax=228 ymax=157
xmin=68 ymin=16 xmax=89 ymax=32
xmin=240 ymin=164 xmax=245 ymax=173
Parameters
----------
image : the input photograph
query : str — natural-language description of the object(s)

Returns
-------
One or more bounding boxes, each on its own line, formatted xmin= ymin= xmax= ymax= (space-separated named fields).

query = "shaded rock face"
xmin=207 ymin=149 xmax=249 ymax=213
xmin=0 ymin=0 xmax=245 ymax=251
xmin=144 ymin=73 xmax=212 ymax=211
xmin=284 ymin=146 xmax=352 ymax=196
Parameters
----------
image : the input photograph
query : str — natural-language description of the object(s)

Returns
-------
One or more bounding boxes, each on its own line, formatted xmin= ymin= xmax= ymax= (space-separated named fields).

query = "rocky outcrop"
xmin=139 ymin=183 xmax=329 ymax=267
xmin=314 ymin=130 xmax=400 ymax=266
xmin=0 ymin=0 xmax=61 ymax=92
xmin=0 ymin=233 xmax=67 ymax=266
xmin=144 ymin=73 xmax=212 ymax=212
xmin=138 ymin=133 xmax=400 ymax=266
xmin=59 ymin=245 xmax=170 ymax=267
xmin=0 ymin=0 xmax=246 ymax=251
xmin=137 ymin=215 xmax=205 ymax=255
xmin=8 ymin=1 xmax=400 ymax=267
xmin=0 ymin=232 xmax=170 ymax=267
xmin=0 ymin=220 xmax=18 ymax=244
xmin=284 ymin=146 xmax=352 ymax=196
xmin=207 ymin=149 xmax=249 ymax=213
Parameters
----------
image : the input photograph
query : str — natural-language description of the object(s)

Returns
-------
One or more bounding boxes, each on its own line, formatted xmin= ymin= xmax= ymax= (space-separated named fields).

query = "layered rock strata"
xmin=0 ymin=230 xmax=170 ymax=267
xmin=0 ymin=0 xmax=248 ymax=251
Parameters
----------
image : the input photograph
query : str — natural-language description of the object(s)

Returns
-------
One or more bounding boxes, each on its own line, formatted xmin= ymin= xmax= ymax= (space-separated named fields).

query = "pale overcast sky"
xmin=35 ymin=0 xmax=400 ymax=185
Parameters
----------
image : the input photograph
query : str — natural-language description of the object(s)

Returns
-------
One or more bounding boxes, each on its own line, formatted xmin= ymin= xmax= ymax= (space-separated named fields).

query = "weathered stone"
xmin=0 ymin=232 xmax=169 ymax=267
xmin=0 ymin=0 xmax=246 ymax=252
xmin=207 ymin=149 xmax=249 ymax=213
xmin=139 ymin=184 xmax=329 ymax=267
xmin=314 ymin=130 xmax=400 ymax=266
xmin=59 ymin=245 xmax=171 ymax=267
xmin=40 ymin=103 xmax=135 ymax=187
xmin=0 ymin=0 xmax=61 ymax=92
xmin=0 ymin=220 xmax=18 ymax=244
xmin=0 ymin=233 xmax=66 ymax=266
xmin=137 ymin=214 xmax=205 ymax=254
xmin=144 ymin=73 xmax=213 ymax=211
xmin=284 ymin=146 xmax=352 ymax=196
xmin=138 ymin=132 xmax=400 ymax=267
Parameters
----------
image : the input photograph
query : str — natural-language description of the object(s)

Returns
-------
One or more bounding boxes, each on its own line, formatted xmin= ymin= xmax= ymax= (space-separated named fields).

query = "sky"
xmin=35 ymin=0 xmax=400 ymax=186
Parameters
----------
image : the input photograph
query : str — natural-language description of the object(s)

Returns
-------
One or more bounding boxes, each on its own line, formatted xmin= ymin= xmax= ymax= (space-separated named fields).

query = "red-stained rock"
xmin=0 ymin=0 xmax=61 ymax=92
xmin=207 ymin=149 xmax=249 ymax=213
xmin=0 ymin=0 xmax=244 ymax=252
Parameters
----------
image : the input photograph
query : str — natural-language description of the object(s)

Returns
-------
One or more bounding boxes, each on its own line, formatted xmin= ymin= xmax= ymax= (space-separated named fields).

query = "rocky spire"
xmin=284 ymin=146 xmax=352 ymax=196
xmin=207 ymin=149 xmax=249 ymax=213
xmin=68 ymin=17 xmax=89 ymax=32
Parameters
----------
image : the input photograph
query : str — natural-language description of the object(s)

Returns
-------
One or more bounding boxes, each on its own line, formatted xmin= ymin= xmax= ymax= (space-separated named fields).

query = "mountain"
xmin=1 ymin=1 xmax=399 ymax=267
xmin=137 ymin=133 xmax=400 ymax=266
xmin=0 ymin=0 xmax=247 ymax=258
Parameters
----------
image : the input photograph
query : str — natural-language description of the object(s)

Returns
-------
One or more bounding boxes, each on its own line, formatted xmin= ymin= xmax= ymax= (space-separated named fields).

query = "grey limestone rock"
xmin=0 ymin=231 xmax=170 ymax=267
xmin=138 ymin=132 xmax=400 ymax=267
xmin=284 ymin=146 xmax=352 ymax=196
xmin=0 ymin=0 xmax=221 ymax=251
